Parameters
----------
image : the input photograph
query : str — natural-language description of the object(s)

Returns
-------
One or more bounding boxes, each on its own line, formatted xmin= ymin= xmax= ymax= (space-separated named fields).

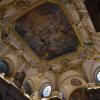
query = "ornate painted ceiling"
xmin=0 ymin=0 xmax=100 ymax=100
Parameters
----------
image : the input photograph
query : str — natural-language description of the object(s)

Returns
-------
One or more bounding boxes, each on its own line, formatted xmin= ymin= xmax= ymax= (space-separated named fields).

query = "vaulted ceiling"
xmin=0 ymin=0 xmax=100 ymax=100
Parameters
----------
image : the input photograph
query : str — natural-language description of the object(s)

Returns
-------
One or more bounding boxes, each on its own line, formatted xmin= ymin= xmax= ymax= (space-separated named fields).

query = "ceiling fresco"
xmin=15 ymin=2 xmax=79 ymax=61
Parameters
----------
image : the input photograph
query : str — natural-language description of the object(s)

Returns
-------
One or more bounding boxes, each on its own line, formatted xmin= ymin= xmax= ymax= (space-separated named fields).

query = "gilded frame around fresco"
xmin=0 ymin=0 xmax=91 ymax=65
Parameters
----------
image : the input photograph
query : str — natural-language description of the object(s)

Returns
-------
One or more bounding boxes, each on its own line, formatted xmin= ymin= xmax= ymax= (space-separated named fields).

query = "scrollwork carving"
xmin=79 ymin=44 xmax=95 ymax=59
xmin=0 ymin=5 xmax=7 ymax=19
xmin=14 ymin=0 xmax=31 ymax=9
